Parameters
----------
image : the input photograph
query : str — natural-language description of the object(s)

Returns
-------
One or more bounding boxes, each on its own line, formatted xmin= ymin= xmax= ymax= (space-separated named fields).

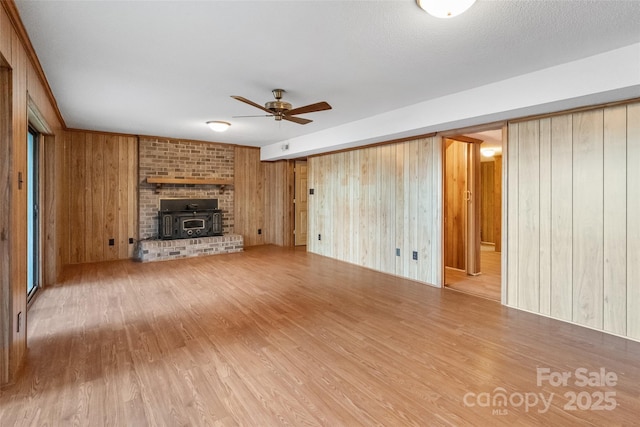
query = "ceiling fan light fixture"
xmin=416 ymin=0 xmax=476 ymax=18
xmin=206 ymin=121 xmax=231 ymax=132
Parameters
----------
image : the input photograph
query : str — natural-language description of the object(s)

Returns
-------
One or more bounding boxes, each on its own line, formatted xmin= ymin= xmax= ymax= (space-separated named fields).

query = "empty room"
xmin=1 ymin=1 xmax=640 ymax=425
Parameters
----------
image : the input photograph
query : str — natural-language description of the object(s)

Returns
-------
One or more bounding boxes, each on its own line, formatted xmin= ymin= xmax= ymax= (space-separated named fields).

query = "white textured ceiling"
xmin=15 ymin=0 xmax=640 ymax=148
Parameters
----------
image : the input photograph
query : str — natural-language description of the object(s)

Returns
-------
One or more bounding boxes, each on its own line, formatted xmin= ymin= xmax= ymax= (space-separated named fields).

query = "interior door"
xmin=294 ymin=160 xmax=308 ymax=246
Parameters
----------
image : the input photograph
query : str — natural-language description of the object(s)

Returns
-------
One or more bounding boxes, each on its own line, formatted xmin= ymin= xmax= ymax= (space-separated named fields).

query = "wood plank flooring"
xmin=1 ymin=245 xmax=639 ymax=426
xmin=445 ymin=245 xmax=501 ymax=301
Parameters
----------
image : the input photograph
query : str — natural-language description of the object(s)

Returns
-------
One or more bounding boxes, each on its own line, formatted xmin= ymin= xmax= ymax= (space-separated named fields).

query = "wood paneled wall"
xmin=234 ymin=146 xmax=265 ymax=246
xmin=1 ymin=1 xmax=65 ymax=385
xmin=63 ymin=131 xmax=138 ymax=264
xmin=0 ymin=58 xmax=11 ymax=386
xmin=479 ymin=156 xmax=503 ymax=250
xmin=481 ymin=161 xmax=495 ymax=243
xmin=493 ymin=155 xmax=502 ymax=252
xmin=506 ymin=102 xmax=640 ymax=340
xmin=264 ymin=160 xmax=294 ymax=247
xmin=444 ymin=139 xmax=467 ymax=270
xmin=233 ymin=146 xmax=293 ymax=247
xmin=308 ymin=137 xmax=442 ymax=286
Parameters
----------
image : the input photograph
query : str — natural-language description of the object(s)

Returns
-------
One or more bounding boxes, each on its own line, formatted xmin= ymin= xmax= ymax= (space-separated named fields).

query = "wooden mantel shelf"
xmin=146 ymin=177 xmax=233 ymax=193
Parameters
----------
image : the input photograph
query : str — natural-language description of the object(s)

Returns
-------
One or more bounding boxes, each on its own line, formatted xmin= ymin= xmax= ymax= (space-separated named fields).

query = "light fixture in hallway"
xmin=416 ymin=0 xmax=476 ymax=18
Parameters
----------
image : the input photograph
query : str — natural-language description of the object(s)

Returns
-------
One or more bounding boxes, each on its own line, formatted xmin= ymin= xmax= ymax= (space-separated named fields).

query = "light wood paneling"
xmin=538 ymin=118 xmax=552 ymax=316
xmin=394 ymin=144 xmax=404 ymax=275
xmin=380 ymin=144 xmax=395 ymax=274
xmin=603 ymin=105 xmax=627 ymax=335
xmin=517 ymin=120 xmax=540 ymax=312
xmin=308 ymin=136 xmax=441 ymax=286
xmin=64 ymin=130 xmax=138 ymax=264
xmin=572 ymin=109 xmax=604 ymax=328
xmin=507 ymin=101 xmax=639 ymax=341
xmin=417 ymin=140 xmax=431 ymax=280
xmin=628 ymin=103 xmax=640 ymax=340
xmin=506 ymin=122 xmax=519 ymax=306
xmin=550 ymin=115 xmax=573 ymax=321
xmin=407 ymin=141 xmax=419 ymax=280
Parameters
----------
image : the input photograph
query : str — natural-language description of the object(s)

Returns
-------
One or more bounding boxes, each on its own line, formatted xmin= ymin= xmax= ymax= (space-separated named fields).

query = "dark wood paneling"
xmin=264 ymin=160 xmax=294 ymax=247
xmin=233 ymin=147 xmax=294 ymax=247
xmin=444 ymin=139 xmax=466 ymax=270
xmin=494 ymin=155 xmax=502 ymax=252
xmin=480 ymin=161 xmax=495 ymax=243
xmin=10 ymin=29 xmax=28 ymax=382
xmin=233 ymin=146 xmax=264 ymax=246
xmin=0 ymin=59 xmax=11 ymax=386
xmin=64 ymin=130 xmax=138 ymax=264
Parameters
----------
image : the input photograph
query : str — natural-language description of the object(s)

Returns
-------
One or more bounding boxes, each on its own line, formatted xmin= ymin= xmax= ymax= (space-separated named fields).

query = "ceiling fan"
xmin=231 ymin=89 xmax=331 ymax=125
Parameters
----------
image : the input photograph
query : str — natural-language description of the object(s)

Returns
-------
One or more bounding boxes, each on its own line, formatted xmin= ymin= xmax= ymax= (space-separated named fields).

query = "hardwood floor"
xmin=1 ymin=246 xmax=639 ymax=426
xmin=445 ymin=244 xmax=501 ymax=301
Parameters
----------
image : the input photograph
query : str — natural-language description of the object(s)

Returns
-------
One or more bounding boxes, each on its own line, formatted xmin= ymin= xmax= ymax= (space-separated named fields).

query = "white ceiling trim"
xmin=261 ymin=42 xmax=640 ymax=160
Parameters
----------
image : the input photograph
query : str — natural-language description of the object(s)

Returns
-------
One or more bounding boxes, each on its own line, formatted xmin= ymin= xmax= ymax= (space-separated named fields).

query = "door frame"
xmin=27 ymin=125 xmax=40 ymax=301
xmin=26 ymin=97 xmax=52 ymax=305
xmin=439 ymin=122 xmax=507 ymax=302
xmin=443 ymin=135 xmax=482 ymax=277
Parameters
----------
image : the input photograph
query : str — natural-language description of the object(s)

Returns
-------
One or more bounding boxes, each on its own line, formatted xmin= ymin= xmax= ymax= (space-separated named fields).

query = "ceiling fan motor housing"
xmin=265 ymin=100 xmax=292 ymax=115
xmin=266 ymin=89 xmax=291 ymax=117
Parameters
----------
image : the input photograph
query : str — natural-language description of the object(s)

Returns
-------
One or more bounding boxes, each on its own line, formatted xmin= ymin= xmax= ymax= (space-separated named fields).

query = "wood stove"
xmin=158 ymin=198 xmax=222 ymax=240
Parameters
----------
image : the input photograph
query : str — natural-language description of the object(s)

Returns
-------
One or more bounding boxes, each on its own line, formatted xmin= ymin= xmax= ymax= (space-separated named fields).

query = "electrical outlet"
xmin=412 ymin=251 xmax=418 ymax=260
xmin=109 ymin=238 xmax=115 ymax=246
xmin=396 ymin=248 xmax=400 ymax=257
xmin=318 ymin=234 xmax=321 ymax=241
xmin=129 ymin=237 xmax=134 ymax=244
xmin=309 ymin=188 xmax=315 ymax=195
xmin=258 ymin=229 xmax=262 ymax=235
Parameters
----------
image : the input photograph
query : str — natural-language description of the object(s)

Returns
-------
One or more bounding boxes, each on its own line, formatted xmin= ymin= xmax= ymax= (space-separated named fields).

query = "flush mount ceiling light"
xmin=416 ymin=0 xmax=476 ymax=18
xmin=206 ymin=121 xmax=231 ymax=132
xmin=481 ymin=148 xmax=495 ymax=157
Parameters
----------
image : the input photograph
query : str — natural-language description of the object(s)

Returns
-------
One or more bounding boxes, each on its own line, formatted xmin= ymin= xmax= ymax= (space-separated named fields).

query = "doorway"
xmin=444 ymin=130 xmax=502 ymax=300
xmin=27 ymin=126 xmax=39 ymax=300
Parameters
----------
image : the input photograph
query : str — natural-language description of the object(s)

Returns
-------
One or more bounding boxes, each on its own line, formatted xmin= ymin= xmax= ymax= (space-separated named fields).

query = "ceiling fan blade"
xmin=231 ymin=96 xmax=273 ymax=114
xmin=283 ymin=115 xmax=312 ymax=125
xmin=286 ymin=101 xmax=332 ymax=116
xmin=232 ymin=114 xmax=274 ymax=118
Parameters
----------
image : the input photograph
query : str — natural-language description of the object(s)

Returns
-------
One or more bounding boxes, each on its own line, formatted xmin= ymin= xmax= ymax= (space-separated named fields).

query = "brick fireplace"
xmin=136 ymin=137 xmax=243 ymax=261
